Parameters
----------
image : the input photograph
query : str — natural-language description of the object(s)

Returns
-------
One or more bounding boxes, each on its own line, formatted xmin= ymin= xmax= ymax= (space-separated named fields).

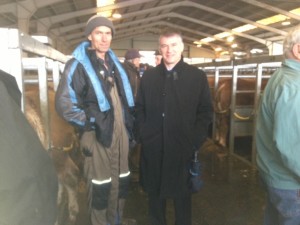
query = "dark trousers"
xmin=148 ymin=193 xmax=191 ymax=225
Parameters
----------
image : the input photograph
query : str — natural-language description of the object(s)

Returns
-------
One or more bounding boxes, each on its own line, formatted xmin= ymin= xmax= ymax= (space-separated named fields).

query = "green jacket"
xmin=256 ymin=59 xmax=300 ymax=189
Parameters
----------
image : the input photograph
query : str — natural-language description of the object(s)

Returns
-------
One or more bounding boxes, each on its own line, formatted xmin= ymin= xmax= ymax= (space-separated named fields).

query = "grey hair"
xmin=283 ymin=25 xmax=300 ymax=58
xmin=159 ymin=28 xmax=183 ymax=43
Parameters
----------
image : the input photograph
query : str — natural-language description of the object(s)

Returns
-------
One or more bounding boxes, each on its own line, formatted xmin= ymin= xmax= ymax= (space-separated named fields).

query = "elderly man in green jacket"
xmin=256 ymin=25 xmax=300 ymax=225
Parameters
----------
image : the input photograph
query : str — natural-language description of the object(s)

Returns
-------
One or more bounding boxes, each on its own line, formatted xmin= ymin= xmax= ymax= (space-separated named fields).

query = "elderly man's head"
xmin=124 ymin=49 xmax=142 ymax=69
xmin=283 ymin=25 xmax=300 ymax=60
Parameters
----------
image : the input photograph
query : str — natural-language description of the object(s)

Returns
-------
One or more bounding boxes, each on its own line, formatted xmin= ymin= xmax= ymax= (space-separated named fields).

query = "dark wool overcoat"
xmin=136 ymin=58 xmax=213 ymax=197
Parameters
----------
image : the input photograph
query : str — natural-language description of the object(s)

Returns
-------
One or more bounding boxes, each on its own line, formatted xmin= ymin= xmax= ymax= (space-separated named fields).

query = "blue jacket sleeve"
xmin=55 ymin=59 xmax=88 ymax=128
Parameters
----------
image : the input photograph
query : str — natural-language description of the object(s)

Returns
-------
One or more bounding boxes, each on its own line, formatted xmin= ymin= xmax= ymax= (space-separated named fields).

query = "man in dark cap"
xmin=123 ymin=49 xmax=142 ymax=99
xmin=122 ymin=49 xmax=142 ymax=182
xmin=55 ymin=15 xmax=136 ymax=225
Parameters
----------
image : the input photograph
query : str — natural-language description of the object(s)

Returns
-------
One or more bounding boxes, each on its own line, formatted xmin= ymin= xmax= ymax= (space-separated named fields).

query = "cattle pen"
xmin=198 ymin=56 xmax=282 ymax=166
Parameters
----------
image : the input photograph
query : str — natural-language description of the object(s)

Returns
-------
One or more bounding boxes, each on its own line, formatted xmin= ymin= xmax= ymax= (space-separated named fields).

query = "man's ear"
xmin=292 ymin=43 xmax=300 ymax=60
xmin=180 ymin=42 xmax=184 ymax=53
xmin=88 ymin=34 xmax=92 ymax=41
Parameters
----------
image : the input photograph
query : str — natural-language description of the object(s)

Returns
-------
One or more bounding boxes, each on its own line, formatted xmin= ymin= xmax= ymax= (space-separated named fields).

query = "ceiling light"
xmin=220 ymin=51 xmax=229 ymax=55
xmin=232 ymin=24 xmax=256 ymax=33
xmin=97 ymin=11 xmax=112 ymax=17
xmin=281 ymin=21 xmax=291 ymax=26
xmin=290 ymin=8 xmax=300 ymax=15
xmin=112 ymin=10 xmax=122 ymax=19
xmin=201 ymin=37 xmax=215 ymax=43
xmin=96 ymin=0 xmax=115 ymax=18
xmin=250 ymin=48 xmax=263 ymax=54
xmin=215 ymin=32 xmax=231 ymax=39
xmin=233 ymin=51 xmax=246 ymax=56
xmin=215 ymin=47 xmax=222 ymax=51
xmin=226 ymin=36 xmax=234 ymax=42
xmin=97 ymin=0 xmax=115 ymax=6
xmin=231 ymin=43 xmax=238 ymax=48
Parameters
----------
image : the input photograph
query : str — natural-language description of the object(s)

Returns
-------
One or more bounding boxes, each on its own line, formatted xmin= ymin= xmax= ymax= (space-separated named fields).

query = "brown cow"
xmin=25 ymin=84 xmax=83 ymax=225
xmin=209 ymin=77 xmax=268 ymax=148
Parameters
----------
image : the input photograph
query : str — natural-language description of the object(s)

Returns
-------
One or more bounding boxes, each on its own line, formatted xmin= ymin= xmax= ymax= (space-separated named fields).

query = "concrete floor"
xmin=71 ymin=141 xmax=266 ymax=225
xmin=124 ymin=155 xmax=265 ymax=225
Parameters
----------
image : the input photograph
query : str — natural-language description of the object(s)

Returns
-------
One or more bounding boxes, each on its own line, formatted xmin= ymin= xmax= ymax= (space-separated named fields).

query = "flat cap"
xmin=124 ymin=49 xmax=142 ymax=60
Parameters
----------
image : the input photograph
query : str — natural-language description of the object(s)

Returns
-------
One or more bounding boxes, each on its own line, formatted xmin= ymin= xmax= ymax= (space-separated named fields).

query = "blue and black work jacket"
xmin=55 ymin=41 xmax=135 ymax=147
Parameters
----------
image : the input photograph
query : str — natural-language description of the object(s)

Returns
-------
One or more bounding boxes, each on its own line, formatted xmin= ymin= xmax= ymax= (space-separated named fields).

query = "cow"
xmin=208 ymin=76 xmax=269 ymax=148
xmin=24 ymin=83 xmax=83 ymax=225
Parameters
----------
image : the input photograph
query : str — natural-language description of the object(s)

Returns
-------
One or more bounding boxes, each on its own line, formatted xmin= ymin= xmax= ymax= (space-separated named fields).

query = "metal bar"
xmin=229 ymin=66 xmax=238 ymax=155
xmin=52 ymin=60 xmax=60 ymax=91
xmin=37 ymin=57 xmax=51 ymax=149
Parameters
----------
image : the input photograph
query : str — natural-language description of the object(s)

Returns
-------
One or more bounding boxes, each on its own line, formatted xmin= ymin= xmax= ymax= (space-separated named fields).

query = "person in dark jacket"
xmin=0 ymin=70 xmax=58 ymax=225
xmin=55 ymin=15 xmax=136 ymax=225
xmin=123 ymin=48 xmax=142 ymax=99
xmin=122 ymin=49 xmax=142 ymax=182
xmin=135 ymin=29 xmax=213 ymax=225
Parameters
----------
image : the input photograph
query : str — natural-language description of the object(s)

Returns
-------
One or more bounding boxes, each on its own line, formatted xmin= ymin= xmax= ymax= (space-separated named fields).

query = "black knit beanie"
xmin=85 ymin=15 xmax=115 ymax=37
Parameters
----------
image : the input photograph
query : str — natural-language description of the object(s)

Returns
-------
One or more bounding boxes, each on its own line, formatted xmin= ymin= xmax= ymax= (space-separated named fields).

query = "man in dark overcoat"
xmin=135 ymin=29 xmax=213 ymax=225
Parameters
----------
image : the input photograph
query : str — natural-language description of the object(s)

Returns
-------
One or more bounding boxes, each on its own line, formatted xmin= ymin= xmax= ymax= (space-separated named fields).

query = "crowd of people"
xmin=3 ymin=12 xmax=300 ymax=225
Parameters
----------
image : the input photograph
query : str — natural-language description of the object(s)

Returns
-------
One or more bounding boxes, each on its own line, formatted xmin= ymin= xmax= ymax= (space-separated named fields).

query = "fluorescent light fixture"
xmin=250 ymin=48 xmax=263 ymax=54
xmin=290 ymin=8 xmax=300 ymax=15
xmin=112 ymin=10 xmax=122 ymax=19
xmin=97 ymin=0 xmax=115 ymax=6
xmin=232 ymin=24 xmax=256 ymax=33
xmin=220 ymin=51 xmax=229 ymax=55
xmin=201 ymin=37 xmax=215 ymax=43
xmin=215 ymin=32 xmax=231 ymax=39
xmin=97 ymin=0 xmax=115 ymax=17
xmin=226 ymin=36 xmax=234 ymax=42
xmin=233 ymin=51 xmax=247 ymax=56
xmin=281 ymin=21 xmax=291 ymax=26
xmin=257 ymin=15 xmax=289 ymax=25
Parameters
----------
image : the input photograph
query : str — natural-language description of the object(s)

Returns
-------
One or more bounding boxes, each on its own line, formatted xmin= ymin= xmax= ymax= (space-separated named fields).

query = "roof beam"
xmin=239 ymin=0 xmax=300 ymax=20
xmin=171 ymin=12 xmax=271 ymax=46
xmin=59 ymin=11 xmax=271 ymax=47
xmin=40 ymin=0 xmax=156 ymax=29
xmin=49 ymin=0 xmax=286 ymax=37
xmin=187 ymin=1 xmax=287 ymax=36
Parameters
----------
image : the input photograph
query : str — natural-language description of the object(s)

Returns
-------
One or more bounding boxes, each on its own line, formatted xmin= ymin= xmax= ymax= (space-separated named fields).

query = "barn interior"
xmin=0 ymin=0 xmax=299 ymax=224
